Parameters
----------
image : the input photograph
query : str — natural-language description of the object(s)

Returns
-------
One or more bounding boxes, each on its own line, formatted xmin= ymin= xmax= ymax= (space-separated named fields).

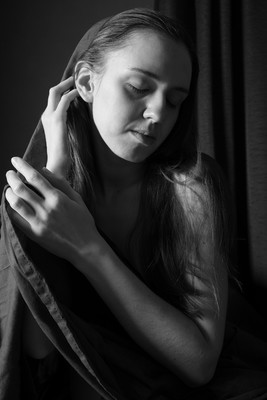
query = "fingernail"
xmin=6 ymin=169 xmax=13 ymax=176
xmin=11 ymin=157 xmax=19 ymax=165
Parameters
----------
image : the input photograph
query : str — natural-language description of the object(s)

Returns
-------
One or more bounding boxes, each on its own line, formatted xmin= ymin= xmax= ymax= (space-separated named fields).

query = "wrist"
xmin=72 ymin=232 xmax=110 ymax=277
xmin=46 ymin=158 xmax=69 ymax=178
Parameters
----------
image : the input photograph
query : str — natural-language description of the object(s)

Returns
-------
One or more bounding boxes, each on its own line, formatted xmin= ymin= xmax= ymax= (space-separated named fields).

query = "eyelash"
xmin=127 ymin=84 xmax=149 ymax=95
xmin=127 ymin=84 xmax=183 ymax=108
xmin=167 ymin=99 xmax=182 ymax=109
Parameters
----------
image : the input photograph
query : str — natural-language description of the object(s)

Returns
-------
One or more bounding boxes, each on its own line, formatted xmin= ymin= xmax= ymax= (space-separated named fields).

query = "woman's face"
xmin=90 ymin=30 xmax=192 ymax=163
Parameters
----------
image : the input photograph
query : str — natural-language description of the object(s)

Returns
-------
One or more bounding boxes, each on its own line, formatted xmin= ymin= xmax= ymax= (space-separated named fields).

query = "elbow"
xmin=186 ymin=365 xmax=216 ymax=388
xmin=178 ymin=354 xmax=218 ymax=388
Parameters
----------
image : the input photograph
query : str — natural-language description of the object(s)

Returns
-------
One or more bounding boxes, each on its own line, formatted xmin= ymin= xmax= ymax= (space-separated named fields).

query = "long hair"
xmin=66 ymin=8 xmax=233 ymax=318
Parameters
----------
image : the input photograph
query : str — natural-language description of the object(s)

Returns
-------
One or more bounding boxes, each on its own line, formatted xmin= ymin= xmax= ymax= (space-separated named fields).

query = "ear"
xmin=74 ymin=61 xmax=95 ymax=103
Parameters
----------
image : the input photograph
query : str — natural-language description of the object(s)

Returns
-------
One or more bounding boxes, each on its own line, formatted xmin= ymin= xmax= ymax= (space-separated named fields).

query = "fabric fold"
xmin=0 ymin=190 xmax=123 ymax=400
xmin=1 ymin=11 xmax=267 ymax=400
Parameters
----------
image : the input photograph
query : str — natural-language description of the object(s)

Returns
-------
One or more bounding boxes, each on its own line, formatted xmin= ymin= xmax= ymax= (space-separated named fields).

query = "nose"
xmin=143 ymin=93 xmax=166 ymax=123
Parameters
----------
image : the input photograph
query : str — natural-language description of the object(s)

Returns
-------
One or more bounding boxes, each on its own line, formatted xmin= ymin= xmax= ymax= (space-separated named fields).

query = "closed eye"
xmin=167 ymin=98 xmax=183 ymax=108
xmin=126 ymin=84 xmax=149 ymax=95
xmin=167 ymin=94 xmax=187 ymax=108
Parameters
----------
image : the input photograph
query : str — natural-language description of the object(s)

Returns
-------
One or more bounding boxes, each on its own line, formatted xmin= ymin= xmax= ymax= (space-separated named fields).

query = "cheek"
xmin=93 ymin=87 xmax=138 ymax=132
xmin=92 ymin=88 xmax=116 ymax=133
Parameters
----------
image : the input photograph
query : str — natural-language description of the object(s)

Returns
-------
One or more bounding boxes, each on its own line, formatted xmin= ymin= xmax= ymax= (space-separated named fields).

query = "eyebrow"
xmin=128 ymin=67 xmax=189 ymax=94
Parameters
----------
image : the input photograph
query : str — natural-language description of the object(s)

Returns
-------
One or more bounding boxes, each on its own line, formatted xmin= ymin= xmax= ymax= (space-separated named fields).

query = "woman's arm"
xmin=75 ymin=229 xmax=228 ymax=387
xmin=41 ymin=77 xmax=78 ymax=178
xmin=19 ymin=78 xmax=78 ymax=359
xmin=73 ymin=176 xmax=228 ymax=387
xmin=5 ymin=159 xmax=228 ymax=386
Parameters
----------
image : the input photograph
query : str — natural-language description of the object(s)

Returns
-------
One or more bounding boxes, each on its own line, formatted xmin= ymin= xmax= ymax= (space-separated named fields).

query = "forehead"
xmin=104 ymin=30 xmax=192 ymax=88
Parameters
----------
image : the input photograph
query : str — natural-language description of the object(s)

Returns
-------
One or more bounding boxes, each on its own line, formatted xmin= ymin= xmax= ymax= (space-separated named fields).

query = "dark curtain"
xmin=154 ymin=0 xmax=267 ymax=314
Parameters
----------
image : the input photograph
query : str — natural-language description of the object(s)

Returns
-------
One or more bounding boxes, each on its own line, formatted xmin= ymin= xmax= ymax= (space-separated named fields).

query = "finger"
xmin=5 ymin=186 xmax=35 ymax=223
xmin=5 ymin=187 xmax=36 ymax=240
xmin=56 ymin=88 xmax=78 ymax=115
xmin=41 ymin=167 xmax=83 ymax=204
xmin=46 ymin=77 xmax=74 ymax=111
xmin=11 ymin=157 xmax=53 ymax=199
xmin=6 ymin=170 xmax=44 ymax=210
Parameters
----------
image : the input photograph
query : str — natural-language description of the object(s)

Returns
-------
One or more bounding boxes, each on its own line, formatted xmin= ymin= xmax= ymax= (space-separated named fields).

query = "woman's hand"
xmin=5 ymin=157 xmax=101 ymax=267
xmin=41 ymin=77 xmax=78 ymax=178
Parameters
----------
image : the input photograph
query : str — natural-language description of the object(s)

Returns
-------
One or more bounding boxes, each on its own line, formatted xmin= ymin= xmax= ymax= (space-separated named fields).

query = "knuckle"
xmin=49 ymin=82 xmax=62 ymax=96
xmin=13 ymin=181 xmax=25 ymax=195
xmin=39 ymin=207 xmax=50 ymax=223
xmin=12 ymin=196 xmax=23 ymax=210
xmin=51 ymin=188 xmax=61 ymax=202
xmin=49 ymin=85 xmax=57 ymax=95
xmin=47 ymin=189 xmax=61 ymax=209
xmin=28 ymin=170 xmax=40 ymax=184
xmin=41 ymin=111 xmax=49 ymax=122
xmin=34 ymin=221 xmax=47 ymax=237
xmin=41 ymin=113 xmax=54 ymax=127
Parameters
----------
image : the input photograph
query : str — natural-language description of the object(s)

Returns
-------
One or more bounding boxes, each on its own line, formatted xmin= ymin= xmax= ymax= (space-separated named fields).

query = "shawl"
xmin=1 ymin=15 xmax=267 ymax=400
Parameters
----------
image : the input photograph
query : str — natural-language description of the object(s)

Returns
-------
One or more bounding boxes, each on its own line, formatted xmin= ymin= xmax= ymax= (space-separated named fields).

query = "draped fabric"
xmin=154 ymin=0 xmax=267 ymax=312
xmin=1 ymin=188 xmax=267 ymax=400
xmin=1 ymin=7 xmax=267 ymax=400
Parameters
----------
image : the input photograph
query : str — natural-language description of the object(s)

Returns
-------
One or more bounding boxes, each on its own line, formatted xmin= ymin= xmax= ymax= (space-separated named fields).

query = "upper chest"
xmin=93 ymin=190 xmax=140 ymax=264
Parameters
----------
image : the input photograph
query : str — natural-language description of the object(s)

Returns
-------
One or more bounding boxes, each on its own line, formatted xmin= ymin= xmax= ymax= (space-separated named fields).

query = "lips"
xmin=131 ymin=130 xmax=156 ymax=146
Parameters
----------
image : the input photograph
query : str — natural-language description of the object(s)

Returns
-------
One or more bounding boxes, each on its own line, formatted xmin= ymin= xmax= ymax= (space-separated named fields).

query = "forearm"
xmin=74 ymin=243 xmax=218 ymax=386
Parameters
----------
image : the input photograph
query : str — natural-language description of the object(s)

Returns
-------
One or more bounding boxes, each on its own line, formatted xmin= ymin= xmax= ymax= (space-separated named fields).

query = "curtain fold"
xmin=154 ymin=0 xmax=267 ymax=298
xmin=243 ymin=1 xmax=267 ymax=288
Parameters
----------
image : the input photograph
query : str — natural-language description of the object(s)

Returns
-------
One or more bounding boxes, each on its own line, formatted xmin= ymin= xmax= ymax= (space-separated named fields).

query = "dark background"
xmin=1 ymin=0 xmax=153 ymax=191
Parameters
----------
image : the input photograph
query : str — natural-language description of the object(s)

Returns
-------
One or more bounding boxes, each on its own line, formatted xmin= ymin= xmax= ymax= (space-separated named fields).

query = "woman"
xmin=2 ymin=8 xmax=233 ymax=400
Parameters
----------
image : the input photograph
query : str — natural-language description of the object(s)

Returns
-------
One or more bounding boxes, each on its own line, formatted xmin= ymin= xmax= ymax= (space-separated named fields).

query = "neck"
xmin=91 ymin=127 xmax=145 ymax=199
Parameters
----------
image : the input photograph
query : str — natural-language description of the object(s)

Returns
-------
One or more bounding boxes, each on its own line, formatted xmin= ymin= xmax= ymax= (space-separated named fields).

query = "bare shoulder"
xmin=173 ymin=168 xmax=213 ymax=273
xmin=173 ymin=153 xmax=230 ymax=311
xmin=174 ymin=174 xmax=206 ymax=206
xmin=173 ymin=153 xmax=231 ymax=223
xmin=173 ymin=172 xmax=209 ymax=224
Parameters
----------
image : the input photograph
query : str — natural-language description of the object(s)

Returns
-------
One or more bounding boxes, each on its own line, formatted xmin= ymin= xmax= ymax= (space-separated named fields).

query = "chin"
xmin=117 ymin=151 xmax=149 ymax=164
xmin=109 ymin=146 xmax=149 ymax=164
xmin=117 ymin=154 xmax=147 ymax=164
